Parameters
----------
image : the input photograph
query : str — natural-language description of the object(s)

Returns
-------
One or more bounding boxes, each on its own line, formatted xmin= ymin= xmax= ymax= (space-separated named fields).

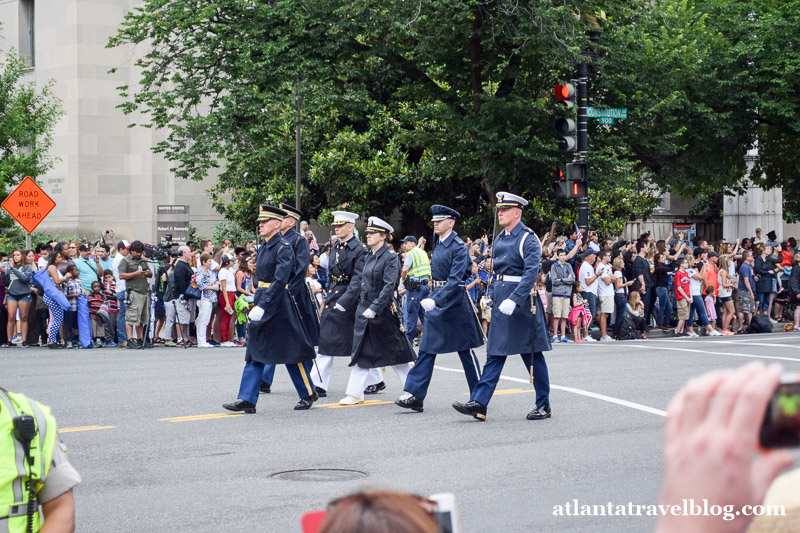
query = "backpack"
xmin=747 ymin=314 xmax=773 ymax=334
xmin=616 ymin=314 xmax=638 ymax=340
xmin=163 ymin=268 xmax=177 ymax=302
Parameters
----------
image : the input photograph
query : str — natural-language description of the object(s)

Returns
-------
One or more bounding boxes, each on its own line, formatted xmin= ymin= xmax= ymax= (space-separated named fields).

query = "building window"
xmin=19 ymin=0 xmax=35 ymax=67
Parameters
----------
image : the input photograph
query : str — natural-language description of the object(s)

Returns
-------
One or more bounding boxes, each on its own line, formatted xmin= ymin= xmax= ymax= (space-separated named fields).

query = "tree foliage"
xmin=0 ymin=45 xmax=63 ymax=236
xmin=109 ymin=0 xmax=800 ymax=237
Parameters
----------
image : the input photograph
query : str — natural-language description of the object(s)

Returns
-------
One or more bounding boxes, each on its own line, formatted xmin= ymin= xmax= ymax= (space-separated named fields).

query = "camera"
xmin=760 ymin=374 xmax=800 ymax=449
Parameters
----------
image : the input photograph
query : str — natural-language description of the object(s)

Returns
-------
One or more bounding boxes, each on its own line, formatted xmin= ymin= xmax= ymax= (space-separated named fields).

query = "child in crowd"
xmin=103 ymin=269 xmax=119 ymax=346
xmin=305 ymin=264 xmax=324 ymax=310
xmin=569 ymin=282 xmax=592 ymax=343
xmin=63 ymin=265 xmax=82 ymax=348
xmin=704 ymin=284 xmax=717 ymax=324
xmin=88 ymin=281 xmax=107 ymax=347
xmin=535 ymin=272 xmax=548 ymax=311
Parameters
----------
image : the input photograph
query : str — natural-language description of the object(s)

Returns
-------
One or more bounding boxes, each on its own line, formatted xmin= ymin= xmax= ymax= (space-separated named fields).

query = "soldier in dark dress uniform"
xmin=313 ymin=211 xmax=384 ymax=397
xmin=396 ymin=205 xmax=484 ymax=412
xmin=259 ymin=203 xmax=321 ymax=392
xmin=222 ymin=205 xmax=318 ymax=413
xmin=339 ymin=217 xmax=417 ymax=405
xmin=452 ymin=192 xmax=553 ymax=421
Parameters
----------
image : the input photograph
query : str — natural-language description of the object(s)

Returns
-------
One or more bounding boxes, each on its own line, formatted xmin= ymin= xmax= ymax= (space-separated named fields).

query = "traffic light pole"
xmin=576 ymin=61 xmax=589 ymax=231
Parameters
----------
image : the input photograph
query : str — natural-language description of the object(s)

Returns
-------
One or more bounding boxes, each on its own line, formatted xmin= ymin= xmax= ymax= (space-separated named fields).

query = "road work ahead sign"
xmin=1 ymin=176 xmax=56 ymax=234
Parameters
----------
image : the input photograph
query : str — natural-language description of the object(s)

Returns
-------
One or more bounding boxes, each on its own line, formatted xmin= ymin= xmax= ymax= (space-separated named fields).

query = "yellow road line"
xmin=317 ymin=400 xmax=395 ymax=409
xmin=60 ymin=425 xmax=116 ymax=433
xmin=159 ymin=413 xmax=245 ymax=422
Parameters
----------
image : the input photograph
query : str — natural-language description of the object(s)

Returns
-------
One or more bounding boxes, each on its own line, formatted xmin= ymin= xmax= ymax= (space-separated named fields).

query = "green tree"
xmin=0 ymin=44 xmax=63 ymax=236
xmin=110 ymin=0 xmax=672 ymax=237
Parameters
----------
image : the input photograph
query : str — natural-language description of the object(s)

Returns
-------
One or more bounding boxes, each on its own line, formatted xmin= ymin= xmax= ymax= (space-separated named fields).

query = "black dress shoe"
xmin=222 ymin=399 xmax=256 ymax=414
xmin=364 ymin=381 xmax=386 ymax=395
xmin=294 ymin=392 xmax=319 ymax=410
xmin=526 ymin=405 xmax=552 ymax=420
xmin=259 ymin=382 xmax=271 ymax=394
xmin=395 ymin=395 xmax=424 ymax=412
xmin=452 ymin=400 xmax=487 ymax=421
xmin=315 ymin=386 xmax=327 ymax=398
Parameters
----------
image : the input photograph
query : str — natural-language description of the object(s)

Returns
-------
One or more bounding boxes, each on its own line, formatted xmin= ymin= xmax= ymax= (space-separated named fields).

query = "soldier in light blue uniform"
xmin=222 ymin=205 xmax=318 ymax=413
xmin=452 ymin=192 xmax=552 ymax=421
xmin=259 ymin=203 xmax=321 ymax=393
xmin=396 ymin=205 xmax=483 ymax=412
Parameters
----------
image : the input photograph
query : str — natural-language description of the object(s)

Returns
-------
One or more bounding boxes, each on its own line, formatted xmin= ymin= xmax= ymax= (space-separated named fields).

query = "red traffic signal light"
xmin=555 ymin=83 xmax=576 ymax=107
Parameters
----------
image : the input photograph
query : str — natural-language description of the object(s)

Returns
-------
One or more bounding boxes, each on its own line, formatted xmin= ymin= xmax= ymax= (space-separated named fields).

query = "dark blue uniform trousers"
xmin=404 ymin=350 xmax=480 ymax=400
xmin=238 ymin=360 xmax=315 ymax=404
xmin=261 ymin=364 xmax=276 ymax=385
xmin=403 ymin=286 xmax=429 ymax=344
xmin=470 ymin=352 xmax=550 ymax=409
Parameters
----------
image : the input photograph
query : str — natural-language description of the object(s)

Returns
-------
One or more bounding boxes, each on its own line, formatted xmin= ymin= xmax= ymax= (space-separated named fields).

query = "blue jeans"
xmin=116 ymin=290 xmax=128 ymax=344
xmin=655 ymin=286 xmax=673 ymax=327
xmin=687 ymin=295 xmax=710 ymax=327
xmin=756 ymin=292 xmax=770 ymax=314
xmin=613 ymin=293 xmax=627 ymax=334
xmin=403 ymin=285 xmax=429 ymax=344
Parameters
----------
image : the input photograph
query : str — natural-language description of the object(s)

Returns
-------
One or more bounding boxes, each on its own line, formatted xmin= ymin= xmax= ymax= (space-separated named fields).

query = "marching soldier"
xmin=222 ymin=205 xmax=318 ymax=413
xmin=396 ymin=205 xmax=483 ymax=412
xmin=339 ymin=217 xmax=417 ymax=405
xmin=258 ymin=203 xmax=321 ymax=393
xmin=452 ymin=192 xmax=553 ymax=421
xmin=313 ymin=211 xmax=384 ymax=397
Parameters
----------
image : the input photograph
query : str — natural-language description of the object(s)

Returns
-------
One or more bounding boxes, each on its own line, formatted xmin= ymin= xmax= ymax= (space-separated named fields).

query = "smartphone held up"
xmin=760 ymin=374 xmax=800 ymax=449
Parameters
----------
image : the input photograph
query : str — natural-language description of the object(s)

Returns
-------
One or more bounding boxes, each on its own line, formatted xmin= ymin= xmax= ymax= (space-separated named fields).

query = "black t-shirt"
xmin=653 ymin=264 xmax=671 ymax=288
xmin=173 ymin=260 xmax=194 ymax=296
xmin=541 ymin=259 xmax=555 ymax=291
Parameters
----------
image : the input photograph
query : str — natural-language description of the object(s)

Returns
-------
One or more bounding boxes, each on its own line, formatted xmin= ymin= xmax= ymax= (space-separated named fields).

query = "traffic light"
xmin=555 ymin=83 xmax=577 ymax=152
xmin=565 ymin=162 xmax=587 ymax=199
xmin=553 ymin=167 xmax=569 ymax=198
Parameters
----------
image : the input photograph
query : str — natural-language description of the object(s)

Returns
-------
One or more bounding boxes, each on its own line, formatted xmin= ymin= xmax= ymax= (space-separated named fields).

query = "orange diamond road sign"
xmin=1 ymin=176 xmax=57 ymax=234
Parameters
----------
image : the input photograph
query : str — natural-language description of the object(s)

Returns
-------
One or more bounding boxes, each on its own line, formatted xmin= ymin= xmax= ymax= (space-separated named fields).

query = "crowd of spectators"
xmin=1 ymin=223 xmax=796 ymax=350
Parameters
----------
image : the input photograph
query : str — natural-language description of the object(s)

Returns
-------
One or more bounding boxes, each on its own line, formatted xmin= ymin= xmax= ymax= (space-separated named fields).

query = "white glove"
xmin=334 ymin=303 xmax=346 ymax=312
xmin=420 ymin=298 xmax=436 ymax=312
xmin=248 ymin=306 xmax=265 ymax=321
xmin=498 ymin=299 xmax=516 ymax=315
xmin=362 ymin=308 xmax=376 ymax=319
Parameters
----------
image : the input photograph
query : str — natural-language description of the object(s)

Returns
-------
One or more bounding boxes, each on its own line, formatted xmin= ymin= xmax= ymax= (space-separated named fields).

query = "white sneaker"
xmin=600 ymin=335 xmax=614 ymax=342
xmin=338 ymin=395 xmax=363 ymax=406
xmin=769 ymin=318 xmax=778 ymax=324
xmin=584 ymin=336 xmax=597 ymax=342
xmin=221 ymin=341 xmax=236 ymax=347
xmin=198 ymin=342 xmax=213 ymax=348
xmin=794 ymin=325 xmax=800 ymax=331
xmin=688 ymin=332 xmax=699 ymax=338
xmin=708 ymin=329 xmax=722 ymax=336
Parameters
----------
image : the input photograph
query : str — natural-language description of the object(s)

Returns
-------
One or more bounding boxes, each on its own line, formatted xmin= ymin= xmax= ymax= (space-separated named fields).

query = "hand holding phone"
xmin=761 ymin=374 xmax=800 ymax=448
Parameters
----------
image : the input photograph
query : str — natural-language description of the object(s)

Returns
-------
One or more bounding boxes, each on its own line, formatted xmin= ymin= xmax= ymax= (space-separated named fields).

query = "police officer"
xmin=452 ymin=192 xmax=553 ymax=421
xmin=313 ymin=211 xmax=383 ymax=397
xmin=1 ymin=387 xmax=81 ymax=532
xmin=339 ymin=217 xmax=417 ymax=405
xmin=223 ymin=205 xmax=318 ymax=413
xmin=396 ymin=205 xmax=484 ymax=412
xmin=400 ymin=235 xmax=431 ymax=346
xmin=259 ymin=203 xmax=321 ymax=393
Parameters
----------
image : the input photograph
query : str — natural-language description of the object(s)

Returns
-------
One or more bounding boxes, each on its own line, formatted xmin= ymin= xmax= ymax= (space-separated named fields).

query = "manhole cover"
xmin=271 ymin=469 xmax=368 ymax=482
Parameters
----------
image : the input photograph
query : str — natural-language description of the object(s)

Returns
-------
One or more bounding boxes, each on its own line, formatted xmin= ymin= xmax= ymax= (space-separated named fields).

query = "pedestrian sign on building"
xmin=1 ymin=176 xmax=57 ymax=234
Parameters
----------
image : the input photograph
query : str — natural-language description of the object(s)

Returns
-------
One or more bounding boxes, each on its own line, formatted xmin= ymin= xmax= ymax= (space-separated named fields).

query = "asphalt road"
xmin=3 ymin=332 xmax=800 ymax=532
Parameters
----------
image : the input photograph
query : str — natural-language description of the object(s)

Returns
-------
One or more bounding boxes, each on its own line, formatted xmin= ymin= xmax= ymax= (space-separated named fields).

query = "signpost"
xmin=1 ymin=176 xmax=57 ymax=248
xmin=156 ymin=205 xmax=190 ymax=244
xmin=588 ymin=107 xmax=627 ymax=125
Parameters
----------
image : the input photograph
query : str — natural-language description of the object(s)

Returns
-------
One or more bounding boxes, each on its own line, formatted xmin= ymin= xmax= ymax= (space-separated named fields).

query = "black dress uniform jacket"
xmin=350 ymin=243 xmax=416 ymax=369
xmin=318 ymin=236 xmax=367 ymax=356
xmin=283 ymin=227 xmax=320 ymax=345
xmin=246 ymin=232 xmax=315 ymax=365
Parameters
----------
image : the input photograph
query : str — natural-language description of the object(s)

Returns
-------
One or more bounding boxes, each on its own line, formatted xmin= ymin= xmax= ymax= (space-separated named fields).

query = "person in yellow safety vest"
xmin=400 ymin=236 xmax=432 ymax=349
xmin=0 ymin=388 xmax=80 ymax=533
